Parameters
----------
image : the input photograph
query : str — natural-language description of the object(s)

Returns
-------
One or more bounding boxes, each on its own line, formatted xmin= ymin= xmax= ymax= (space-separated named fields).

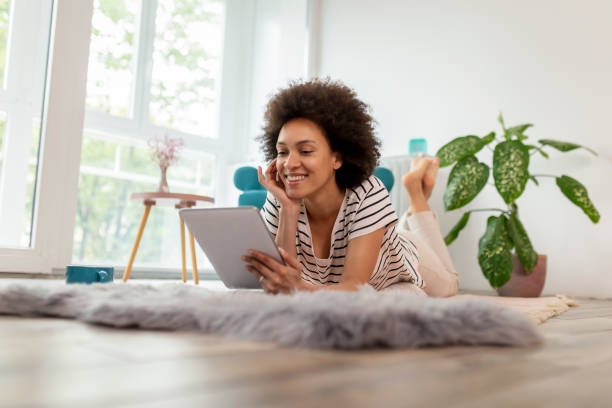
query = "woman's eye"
xmin=301 ymin=151 xmax=313 ymax=155
xmin=277 ymin=151 xmax=287 ymax=156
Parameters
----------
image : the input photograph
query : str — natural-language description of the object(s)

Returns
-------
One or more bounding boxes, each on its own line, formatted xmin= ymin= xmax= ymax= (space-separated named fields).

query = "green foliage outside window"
xmin=75 ymin=0 xmax=222 ymax=267
xmin=150 ymin=0 xmax=223 ymax=135
xmin=87 ymin=0 xmax=223 ymax=133
xmin=87 ymin=0 xmax=138 ymax=116
xmin=74 ymin=133 xmax=214 ymax=266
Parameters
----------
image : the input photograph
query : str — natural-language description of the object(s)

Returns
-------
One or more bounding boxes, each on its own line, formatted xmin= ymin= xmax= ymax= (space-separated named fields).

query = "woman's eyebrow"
xmin=277 ymin=140 xmax=317 ymax=146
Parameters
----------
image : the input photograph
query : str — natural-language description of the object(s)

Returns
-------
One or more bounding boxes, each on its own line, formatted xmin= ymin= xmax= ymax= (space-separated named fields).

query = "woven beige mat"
xmin=452 ymin=294 xmax=579 ymax=324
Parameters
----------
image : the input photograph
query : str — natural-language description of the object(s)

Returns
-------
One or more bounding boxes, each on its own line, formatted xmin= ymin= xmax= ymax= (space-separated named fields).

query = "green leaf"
xmin=478 ymin=215 xmax=514 ymax=289
xmin=443 ymin=156 xmax=489 ymax=211
xmin=507 ymin=212 xmax=538 ymax=273
xmin=498 ymin=113 xmax=506 ymax=130
xmin=506 ymin=123 xmax=533 ymax=140
xmin=556 ymin=175 xmax=600 ymax=223
xmin=444 ymin=212 xmax=470 ymax=246
xmin=539 ymin=139 xmax=598 ymax=156
xmin=435 ymin=135 xmax=489 ymax=168
xmin=493 ymin=141 xmax=530 ymax=204
xmin=481 ymin=132 xmax=496 ymax=144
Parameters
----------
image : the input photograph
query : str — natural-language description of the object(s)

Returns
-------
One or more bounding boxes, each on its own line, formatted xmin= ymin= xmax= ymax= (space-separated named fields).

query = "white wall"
xmin=246 ymin=0 xmax=308 ymax=161
xmin=218 ymin=0 xmax=308 ymax=207
xmin=314 ymin=0 xmax=612 ymax=297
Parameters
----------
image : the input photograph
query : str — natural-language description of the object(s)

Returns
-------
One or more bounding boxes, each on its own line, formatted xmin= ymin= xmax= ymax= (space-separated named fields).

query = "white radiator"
xmin=380 ymin=154 xmax=415 ymax=217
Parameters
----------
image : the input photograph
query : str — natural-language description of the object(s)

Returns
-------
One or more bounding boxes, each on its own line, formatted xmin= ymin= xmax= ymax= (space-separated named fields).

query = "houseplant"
xmin=437 ymin=113 xmax=600 ymax=294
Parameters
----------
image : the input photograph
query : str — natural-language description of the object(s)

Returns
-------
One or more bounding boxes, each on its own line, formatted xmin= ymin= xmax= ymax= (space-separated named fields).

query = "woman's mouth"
xmin=285 ymin=174 xmax=307 ymax=186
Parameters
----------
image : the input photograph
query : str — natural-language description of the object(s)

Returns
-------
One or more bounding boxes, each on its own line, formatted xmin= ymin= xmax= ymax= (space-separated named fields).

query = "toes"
xmin=410 ymin=157 xmax=429 ymax=174
xmin=424 ymin=158 xmax=439 ymax=181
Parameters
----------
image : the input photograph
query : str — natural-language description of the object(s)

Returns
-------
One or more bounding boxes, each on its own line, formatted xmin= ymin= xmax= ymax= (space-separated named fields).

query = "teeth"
xmin=287 ymin=175 xmax=306 ymax=182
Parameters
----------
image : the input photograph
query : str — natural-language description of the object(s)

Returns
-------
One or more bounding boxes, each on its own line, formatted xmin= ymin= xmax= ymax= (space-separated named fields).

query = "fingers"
xmin=245 ymin=262 xmax=283 ymax=294
xmin=265 ymin=161 xmax=279 ymax=181
xmin=260 ymin=161 xmax=288 ymax=195
xmin=410 ymin=156 xmax=430 ymax=175
xmin=243 ymin=251 xmax=284 ymax=285
xmin=244 ymin=249 xmax=304 ymax=294
xmin=245 ymin=263 xmax=279 ymax=294
xmin=246 ymin=258 xmax=281 ymax=286
xmin=259 ymin=276 xmax=279 ymax=294
xmin=259 ymin=163 xmax=273 ymax=186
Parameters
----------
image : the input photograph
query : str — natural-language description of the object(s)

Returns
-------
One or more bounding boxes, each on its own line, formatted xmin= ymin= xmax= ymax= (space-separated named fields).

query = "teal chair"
xmin=234 ymin=166 xmax=267 ymax=209
xmin=374 ymin=166 xmax=394 ymax=191
xmin=233 ymin=165 xmax=394 ymax=209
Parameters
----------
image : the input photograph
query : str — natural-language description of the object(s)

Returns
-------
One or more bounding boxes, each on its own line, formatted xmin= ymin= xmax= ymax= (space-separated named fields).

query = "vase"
xmin=158 ymin=166 xmax=170 ymax=193
xmin=496 ymin=254 xmax=547 ymax=297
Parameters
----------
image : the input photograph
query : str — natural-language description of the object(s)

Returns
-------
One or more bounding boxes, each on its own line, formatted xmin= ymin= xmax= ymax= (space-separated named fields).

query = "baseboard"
xmin=0 ymin=267 xmax=219 ymax=281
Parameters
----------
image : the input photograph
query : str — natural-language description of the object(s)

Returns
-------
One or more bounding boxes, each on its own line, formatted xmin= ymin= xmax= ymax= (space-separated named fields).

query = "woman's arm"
xmin=309 ymin=227 xmax=385 ymax=291
xmin=244 ymin=227 xmax=385 ymax=293
xmin=275 ymin=207 xmax=299 ymax=259
xmin=257 ymin=163 xmax=301 ymax=258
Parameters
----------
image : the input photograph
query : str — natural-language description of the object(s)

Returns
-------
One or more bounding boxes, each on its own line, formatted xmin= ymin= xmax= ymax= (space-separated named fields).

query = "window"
xmin=74 ymin=0 xmax=224 ymax=269
xmin=149 ymin=1 xmax=224 ymax=137
xmin=0 ymin=0 xmax=53 ymax=248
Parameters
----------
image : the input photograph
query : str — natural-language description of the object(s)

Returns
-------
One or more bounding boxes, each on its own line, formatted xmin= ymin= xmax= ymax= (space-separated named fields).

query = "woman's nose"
xmin=286 ymin=152 xmax=300 ymax=168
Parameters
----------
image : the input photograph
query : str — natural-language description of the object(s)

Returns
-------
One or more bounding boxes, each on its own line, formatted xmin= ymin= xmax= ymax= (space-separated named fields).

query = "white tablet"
xmin=179 ymin=206 xmax=284 ymax=289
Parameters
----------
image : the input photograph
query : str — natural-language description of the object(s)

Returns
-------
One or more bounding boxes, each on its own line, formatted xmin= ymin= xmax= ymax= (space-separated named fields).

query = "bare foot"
xmin=402 ymin=156 xmax=439 ymax=200
xmin=402 ymin=156 xmax=440 ymax=215
xmin=423 ymin=157 xmax=440 ymax=200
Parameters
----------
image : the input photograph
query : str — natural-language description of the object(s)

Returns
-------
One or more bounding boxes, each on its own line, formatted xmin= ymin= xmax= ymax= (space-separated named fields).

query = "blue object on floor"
xmin=374 ymin=166 xmax=394 ymax=192
xmin=234 ymin=166 xmax=267 ymax=209
xmin=66 ymin=266 xmax=114 ymax=284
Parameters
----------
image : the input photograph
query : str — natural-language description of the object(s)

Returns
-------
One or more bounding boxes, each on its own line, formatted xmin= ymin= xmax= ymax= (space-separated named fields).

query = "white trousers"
xmin=386 ymin=211 xmax=460 ymax=297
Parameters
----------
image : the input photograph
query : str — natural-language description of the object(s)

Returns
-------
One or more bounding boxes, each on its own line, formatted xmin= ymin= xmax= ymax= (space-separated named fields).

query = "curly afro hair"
xmin=257 ymin=78 xmax=380 ymax=189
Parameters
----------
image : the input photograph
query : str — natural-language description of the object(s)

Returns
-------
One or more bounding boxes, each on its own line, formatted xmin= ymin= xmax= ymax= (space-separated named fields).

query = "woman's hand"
xmin=242 ymin=248 xmax=312 ymax=294
xmin=258 ymin=161 xmax=301 ymax=212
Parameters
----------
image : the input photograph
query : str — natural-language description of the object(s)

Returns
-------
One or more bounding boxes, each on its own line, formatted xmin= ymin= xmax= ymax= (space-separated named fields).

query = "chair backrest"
xmin=374 ymin=166 xmax=394 ymax=191
xmin=233 ymin=166 xmax=267 ymax=209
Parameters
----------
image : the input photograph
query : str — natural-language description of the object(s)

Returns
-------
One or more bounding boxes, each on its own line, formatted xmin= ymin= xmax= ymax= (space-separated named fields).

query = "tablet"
xmin=179 ymin=206 xmax=284 ymax=289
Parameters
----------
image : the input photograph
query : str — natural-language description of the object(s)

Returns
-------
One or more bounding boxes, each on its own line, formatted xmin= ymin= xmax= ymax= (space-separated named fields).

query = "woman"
xmin=242 ymin=78 xmax=458 ymax=297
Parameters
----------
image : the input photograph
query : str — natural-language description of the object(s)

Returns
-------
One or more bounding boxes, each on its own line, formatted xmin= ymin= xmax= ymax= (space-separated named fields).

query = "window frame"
xmin=0 ymin=0 xmax=93 ymax=273
xmin=0 ymin=0 xmax=257 ymax=274
xmin=83 ymin=0 xmax=226 ymax=154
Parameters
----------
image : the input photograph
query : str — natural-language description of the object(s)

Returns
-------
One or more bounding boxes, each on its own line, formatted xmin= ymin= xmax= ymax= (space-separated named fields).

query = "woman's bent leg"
xmin=398 ymin=210 xmax=459 ymax=297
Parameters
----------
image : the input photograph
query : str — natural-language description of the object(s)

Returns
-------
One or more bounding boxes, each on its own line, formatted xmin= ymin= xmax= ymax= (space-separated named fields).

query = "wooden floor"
xmin=1 ymin=282 xmax=611 ymax=407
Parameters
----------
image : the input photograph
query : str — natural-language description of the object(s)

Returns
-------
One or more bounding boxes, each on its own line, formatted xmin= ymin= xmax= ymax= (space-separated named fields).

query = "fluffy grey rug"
xmin=0 ymin=281 xmax=543 ymax=349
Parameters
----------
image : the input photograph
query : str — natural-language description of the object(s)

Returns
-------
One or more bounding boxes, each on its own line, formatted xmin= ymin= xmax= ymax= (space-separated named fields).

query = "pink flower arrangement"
xmin=148 ymin=134 xmax=184 ymax=170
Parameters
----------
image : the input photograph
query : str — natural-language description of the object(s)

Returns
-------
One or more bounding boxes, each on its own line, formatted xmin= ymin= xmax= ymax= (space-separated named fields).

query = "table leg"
xmin=123 ymin=204 xmax=152 ymax=282
xmin=189 ymin=232 xmax=199 ymax=285
xmin=180 ymin=216 xmax=187 ymax=283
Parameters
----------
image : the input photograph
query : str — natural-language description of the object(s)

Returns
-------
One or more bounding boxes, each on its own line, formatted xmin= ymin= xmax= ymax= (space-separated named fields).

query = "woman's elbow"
xmin=445 ymin=276 xmax=459 ymax=297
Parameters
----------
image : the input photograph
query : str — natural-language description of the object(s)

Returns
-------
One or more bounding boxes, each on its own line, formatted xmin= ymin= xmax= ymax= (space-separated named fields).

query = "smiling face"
xmin=276 ymin=118 xmax=343 ymax=200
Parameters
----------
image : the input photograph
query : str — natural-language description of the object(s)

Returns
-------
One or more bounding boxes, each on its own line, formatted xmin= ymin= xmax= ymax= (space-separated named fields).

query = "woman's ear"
xmin=332 ymin=152 xmax=343 ymax=170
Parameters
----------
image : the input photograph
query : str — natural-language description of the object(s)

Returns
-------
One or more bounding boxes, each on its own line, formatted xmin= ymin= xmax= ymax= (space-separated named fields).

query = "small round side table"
xmin=122 ymin=192 xmax=214 ymax=284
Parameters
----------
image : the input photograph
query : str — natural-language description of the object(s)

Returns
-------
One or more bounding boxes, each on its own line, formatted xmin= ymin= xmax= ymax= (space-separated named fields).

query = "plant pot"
xmin=496 ymin=254 xmax=547 ymax=297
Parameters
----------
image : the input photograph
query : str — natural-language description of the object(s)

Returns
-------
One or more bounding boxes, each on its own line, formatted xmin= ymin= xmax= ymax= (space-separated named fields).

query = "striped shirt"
xmin=261 ymin=175 xmax=424 ymax=290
